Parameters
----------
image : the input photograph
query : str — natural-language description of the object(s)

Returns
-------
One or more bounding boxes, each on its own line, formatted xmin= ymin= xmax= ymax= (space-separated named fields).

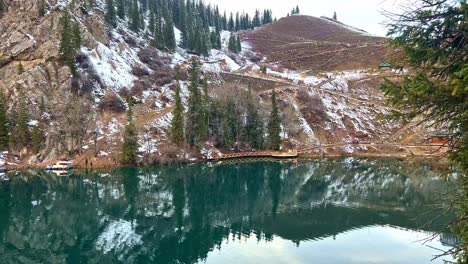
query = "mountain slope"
xmin=243 ymin=15 xmax=388 ymax=71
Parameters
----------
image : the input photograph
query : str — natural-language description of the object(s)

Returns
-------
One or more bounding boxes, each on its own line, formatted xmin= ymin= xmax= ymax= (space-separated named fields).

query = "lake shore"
xmin=4 ymin=145 xmax=450 ymax=171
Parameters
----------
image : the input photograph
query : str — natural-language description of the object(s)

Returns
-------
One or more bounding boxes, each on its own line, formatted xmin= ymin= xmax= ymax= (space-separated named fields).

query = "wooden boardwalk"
xmin=213 ymin=151 xmax=298 ymax=161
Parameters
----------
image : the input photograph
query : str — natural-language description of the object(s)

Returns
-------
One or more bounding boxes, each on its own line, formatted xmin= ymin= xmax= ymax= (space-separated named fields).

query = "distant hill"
xmin=243 ymin=15 xmax=388 ymax=72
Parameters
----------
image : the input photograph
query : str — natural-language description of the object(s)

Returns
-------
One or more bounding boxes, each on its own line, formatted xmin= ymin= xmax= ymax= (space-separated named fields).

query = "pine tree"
xmin=122 ymin=102 xmax=138 ymax=165
xmin=228 ymin=12 xmax=234 ymax=31
xmin=236 ymin=35 xmax=242 ymax=53
xmin=268 ymin=89 xmax=281 ymax=150
xmin=38 ymin=0 xmax=46 ymax=17
xmin=17 ymin=63 xmax=24 ymax=75
xmin=164 ymin=13 xmax=177 ymax=51
xmin=148 ymin=11 xmax=155 ymax=36
xmin=130 ymin=0 xmax=140 ymax=31
xmin=14 ymin=96 xmax=30 ymax=149
xmin=0 ymin=0 xmax=5 ymax=16
xmin=152 ymin=12 xmax=165 ymax=49
xmin=105 ymin=0 xmax=117 ymax=28
xmin=59 ymin=11 xmax=81 ymax=77
xmin=185 ymin=59 xmax=207 ymax=147
xmin=31 ymin=122 xmax=44 ymax=153
xmin=59 ymin=11 xmax=76 ymax=75
xmin=333 ymin=11 xmax=337 ymax=20
xmin=0 ymin=90 xmax=9 ymax=151
xmin=382 ymin=2 xmax=467 ymax=261
xmin=116 ymin=0 xmax=125 ymax=19
xmin=72 ymin=22 xmax=82 ymax=50
xmin=228 ymin=34 xmax=236 ymax=53
xmin=170 ymin=79 xmax=185 ymax=146
xmin=245 ymin=86 xmax=264 ymax=149
xmin=201 ymin=77 xmax=210 ymax=140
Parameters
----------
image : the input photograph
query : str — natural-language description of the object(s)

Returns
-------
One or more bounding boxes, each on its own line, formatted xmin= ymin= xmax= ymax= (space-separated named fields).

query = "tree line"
xmin=104 ymin=0 xmax=274 ymax=55
xmin=170 ymin=59 xmax=282 ymax=151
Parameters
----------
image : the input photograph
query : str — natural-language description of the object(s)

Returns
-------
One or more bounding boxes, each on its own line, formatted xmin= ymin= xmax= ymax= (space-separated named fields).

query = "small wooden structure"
xmin=429 ymin=134 xmax=451 ymax=145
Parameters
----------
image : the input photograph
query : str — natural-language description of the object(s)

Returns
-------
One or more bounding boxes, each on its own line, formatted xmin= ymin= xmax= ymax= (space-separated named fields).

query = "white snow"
xmin=81 ymin=35 xmax=140 ymax=91
xmin=174 ymin=27 xmax=182 ymax=45
xmin=28 ymin=120 xmax=39 ymax=126
xmin=204 ymin=49 xmax=241 ymax=72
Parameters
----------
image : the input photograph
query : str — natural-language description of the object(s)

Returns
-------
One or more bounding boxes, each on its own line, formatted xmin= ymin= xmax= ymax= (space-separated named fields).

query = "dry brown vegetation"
xmin=243 ymin=15 xmax=388 ymax=72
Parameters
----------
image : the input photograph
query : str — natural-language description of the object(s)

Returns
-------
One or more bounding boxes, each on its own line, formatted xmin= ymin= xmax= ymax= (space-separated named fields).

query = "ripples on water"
xmin=0 ymin=158 xmax=458 ymax=263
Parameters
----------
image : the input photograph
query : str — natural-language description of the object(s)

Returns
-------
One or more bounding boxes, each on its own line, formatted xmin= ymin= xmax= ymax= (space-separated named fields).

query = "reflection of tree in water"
xmin=0 ymin=160 xmax=456 ymax=263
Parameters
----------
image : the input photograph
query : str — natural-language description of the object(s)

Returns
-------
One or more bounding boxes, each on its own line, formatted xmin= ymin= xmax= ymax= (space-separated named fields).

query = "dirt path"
xmin=134 ymin=105 xmax=175 ymax=129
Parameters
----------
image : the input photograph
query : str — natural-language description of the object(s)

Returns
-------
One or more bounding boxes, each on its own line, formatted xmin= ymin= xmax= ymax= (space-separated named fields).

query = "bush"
xmin=138 ymin=48 xmax=169 ymax=71
xmin=149 ymin=66 xmax=174 ymax=86
xmin=98 ymin=92 xmax=126 ymax=113
xmin=124 ymin=35 xmax=137 ymax=47
xmin=132 ymin=65 xmax=150 ymax=77
xmin=130 ymin=80 xmax=146 ymax=97
xmin=297 ymin=89 xmax=328 ymax=120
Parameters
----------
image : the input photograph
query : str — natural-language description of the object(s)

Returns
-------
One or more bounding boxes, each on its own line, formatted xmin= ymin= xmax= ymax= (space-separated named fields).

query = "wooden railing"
xmin=214 ymin=151 xmax=298 ymax=161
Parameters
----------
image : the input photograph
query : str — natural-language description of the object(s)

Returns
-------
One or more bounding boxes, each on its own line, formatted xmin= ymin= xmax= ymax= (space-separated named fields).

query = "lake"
xmin=0 ymin=158 xmax=457 ymax=263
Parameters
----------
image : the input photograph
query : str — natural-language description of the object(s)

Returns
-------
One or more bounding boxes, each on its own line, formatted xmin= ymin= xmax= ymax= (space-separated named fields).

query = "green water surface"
xmin=0 ymin=159 xmax=457 ymax=263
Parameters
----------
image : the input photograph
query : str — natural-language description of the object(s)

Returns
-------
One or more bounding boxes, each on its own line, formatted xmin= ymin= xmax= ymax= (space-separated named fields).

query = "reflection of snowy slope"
xmin=96 ymin=219 xmax=142 ymax=254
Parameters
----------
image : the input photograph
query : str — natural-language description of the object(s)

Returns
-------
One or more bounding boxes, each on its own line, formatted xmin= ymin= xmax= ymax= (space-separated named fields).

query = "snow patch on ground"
xmin=81 ymin=28 xmax=145 ymax=91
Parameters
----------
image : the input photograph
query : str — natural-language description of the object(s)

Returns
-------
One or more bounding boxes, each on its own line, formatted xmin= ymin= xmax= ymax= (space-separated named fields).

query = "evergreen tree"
xmin=253 ymin=9 xmax=261 ymax=27
xmin=185 ymin=59 xmax=207 ymax=147
xmin=152 ymin=12 xmax=165 ymax=49
xmin=38 ymin=0 xmax=46 ymax=17
xmin=383 ymin=2 xmax=468 ymax=261
xmin=13 ymin=96 xmax=30 ymax=149
xmin=221 ymin=100 xmax=238 ymax=148
xmin=122 ymin=102 xmax=138 ymax=165
xmin=59 ymin=11 xmax=79 ymax=76
xmin=72 ymin=23 xmax=82 ymax=50
xmin=228 ymin=34 xmax=236 ymax=53
xmin=148 ymin=11 xmax=155 ymax=36
xmin=130 ymin=0 xmax=140 ymax=31
xmin=0 ymin=90 xmax=9 ymax=151
xmin=164 ymin=12 xmax=177 ymax=50
xmin=17 ymin=63 xmax=24 ymax=75
xmin=333 ymin=11 xmax=337 ymax=20
xmin=236 ymin=35 xmax=242 ymax=53
xmin=116 ymin=0 xmax=125 ymax=19
xmin=245 ymin=86 xmax=264 ymax=149
xmin=268 ymin=89 xmax=281 ymax=150
xmin=228 ymin=12 xmax=234 ymax=31
xmin=105 ymin=0 xmax=117 ymax=27
xmin=170 ymin=79 xmax=185 ymax=146
xmin=59 ymin=11 xmax=73 ymax=63
xmin=0 ymin=0 xmax=5 ymax=16
xmin=31 ymin=122 xmax=44 ymax=153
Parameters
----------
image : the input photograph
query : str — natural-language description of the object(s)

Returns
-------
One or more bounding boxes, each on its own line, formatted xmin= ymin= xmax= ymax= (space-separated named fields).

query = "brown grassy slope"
xmin=243 ymin=15 xmax=388 ymax=72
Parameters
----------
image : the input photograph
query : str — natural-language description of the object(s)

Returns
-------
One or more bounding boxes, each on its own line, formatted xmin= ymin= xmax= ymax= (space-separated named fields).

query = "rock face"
xmin=0 ymin=0 xmax=110 ymax=162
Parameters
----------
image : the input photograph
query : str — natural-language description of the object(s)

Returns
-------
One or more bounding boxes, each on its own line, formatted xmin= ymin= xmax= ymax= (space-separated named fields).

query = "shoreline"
xmin=3 ymin=151 xmax=450 ymax=171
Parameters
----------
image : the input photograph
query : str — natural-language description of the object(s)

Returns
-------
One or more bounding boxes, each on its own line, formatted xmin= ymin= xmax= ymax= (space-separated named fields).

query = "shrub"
xmin=130 ymin=80 xmax=146 ymax=97
xmin=138 ymin=48 xmax=166 ymax=70
xmin=98 ymin=92 xmax=126 ymax=113
xmin=132 ymin=65 xmax=150 ymax=77
xmin=149 ymin=66 xmax=174 ymax=86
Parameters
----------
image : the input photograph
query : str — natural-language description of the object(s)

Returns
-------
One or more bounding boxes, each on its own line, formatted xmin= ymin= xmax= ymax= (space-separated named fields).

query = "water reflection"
xmin=0 ymin=159 xmax=456 ymax=263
